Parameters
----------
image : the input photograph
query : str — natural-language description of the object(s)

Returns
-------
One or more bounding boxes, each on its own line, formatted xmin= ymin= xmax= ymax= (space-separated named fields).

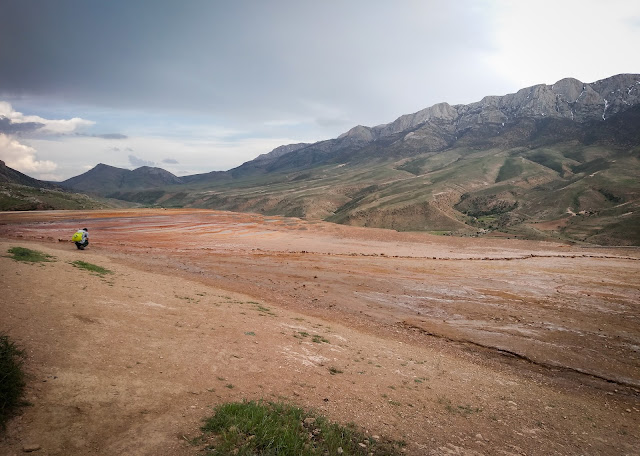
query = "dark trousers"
xmin=75 ymin=241 xmax=89 ymax=250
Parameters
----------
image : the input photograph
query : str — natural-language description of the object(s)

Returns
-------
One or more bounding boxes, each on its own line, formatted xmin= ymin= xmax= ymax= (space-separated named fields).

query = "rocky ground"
xmin=0 ymin=209 xmax=638 ymax=455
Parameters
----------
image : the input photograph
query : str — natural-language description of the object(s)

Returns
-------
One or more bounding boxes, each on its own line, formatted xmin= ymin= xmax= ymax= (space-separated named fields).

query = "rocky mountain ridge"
xmin=357 ymin=74 xmax=639 ymax=138
xmin=61 ymin=74 xmax=639 ymax=187
xmin=244 ymin=74 xmax=639 ymax=170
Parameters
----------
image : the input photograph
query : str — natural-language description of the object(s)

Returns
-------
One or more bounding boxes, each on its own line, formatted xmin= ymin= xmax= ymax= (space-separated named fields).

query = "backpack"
xmin=72 ymin=231 xmax=83 ymax=242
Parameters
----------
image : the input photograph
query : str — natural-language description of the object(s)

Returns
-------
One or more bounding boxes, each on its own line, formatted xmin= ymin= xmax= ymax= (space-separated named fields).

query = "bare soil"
xmin=0 ymin=209 xmax=638 ymax=455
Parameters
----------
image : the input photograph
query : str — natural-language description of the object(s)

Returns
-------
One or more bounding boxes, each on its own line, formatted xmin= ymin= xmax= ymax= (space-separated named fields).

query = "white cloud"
xmin=0 ymin=133 xmax=58 ymax=176
xmin=0 ymin=101 xmax=94 ymax=134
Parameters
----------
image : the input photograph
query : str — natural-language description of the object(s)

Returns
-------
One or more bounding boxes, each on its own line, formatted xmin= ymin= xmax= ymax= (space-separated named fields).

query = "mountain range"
xmin=4 ymin=74 xmax=639 ymax=245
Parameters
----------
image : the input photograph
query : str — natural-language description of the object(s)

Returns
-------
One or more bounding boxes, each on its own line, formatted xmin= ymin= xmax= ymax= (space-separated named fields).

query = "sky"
xmin=1 ymin=0 xmax=639 ymax=181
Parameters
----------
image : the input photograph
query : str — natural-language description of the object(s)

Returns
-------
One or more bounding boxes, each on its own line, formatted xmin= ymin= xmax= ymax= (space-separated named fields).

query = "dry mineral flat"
xmin=1 ymin=209 xmax=638 ymax=455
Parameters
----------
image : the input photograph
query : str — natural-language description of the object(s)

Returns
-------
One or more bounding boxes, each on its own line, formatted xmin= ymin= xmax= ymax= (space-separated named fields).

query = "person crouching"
xmin=72 ymin=228 xmax=89 ymax=250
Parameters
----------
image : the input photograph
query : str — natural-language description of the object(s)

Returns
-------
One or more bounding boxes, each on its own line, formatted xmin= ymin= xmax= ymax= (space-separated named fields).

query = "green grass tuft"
xmin=312 ymin=335 xmax=329 ymax=344
xmin=200 ymin=400 xmax=402 ymax=455
xmin=7 ymin=247 xmax=55 ymax=263
xmin=0 ymin=333 xmax=27 ymax=430
xmin=70 ymin=260 xmax=113 ymax=276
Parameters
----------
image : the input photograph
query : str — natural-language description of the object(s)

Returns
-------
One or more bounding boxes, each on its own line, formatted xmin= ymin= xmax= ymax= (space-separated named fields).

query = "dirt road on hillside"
xmin=0 ymin=209 xmax=638 ymax=455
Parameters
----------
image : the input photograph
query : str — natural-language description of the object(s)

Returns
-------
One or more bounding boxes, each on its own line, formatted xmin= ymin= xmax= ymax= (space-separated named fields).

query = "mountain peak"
xmin=62 ymin=163 xmax=182 ymax=194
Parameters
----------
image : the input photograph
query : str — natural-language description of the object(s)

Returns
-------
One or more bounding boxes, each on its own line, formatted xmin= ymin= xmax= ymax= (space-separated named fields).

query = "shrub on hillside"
xmin=0 ymin=333 xmax=26 ymax=430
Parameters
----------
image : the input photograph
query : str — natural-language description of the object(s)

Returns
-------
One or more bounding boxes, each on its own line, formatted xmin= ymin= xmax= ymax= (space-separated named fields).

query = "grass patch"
xmin=311 ymin=335 xmax=329 ymax=344
xmin=200 ymin=400 xmax=402 ymax=455
xmin=294 ymin=332 xmax=330 ymax=344
xmin=7 ymin=247 xmax=55 ymax=263
xmin=439 ymin=397 xmax=481 ymax=416
xmin=0 ymin=333 xmax=27 ymax=430
xmin=70 ymin=260 xmax=113 ymax=276
xmin=251 ymin=303 xmax=276 ymax=316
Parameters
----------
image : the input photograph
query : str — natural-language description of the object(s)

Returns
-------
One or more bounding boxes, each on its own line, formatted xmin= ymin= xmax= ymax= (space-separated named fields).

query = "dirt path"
xmin=0 ymin=209 xmax=639 ymax=455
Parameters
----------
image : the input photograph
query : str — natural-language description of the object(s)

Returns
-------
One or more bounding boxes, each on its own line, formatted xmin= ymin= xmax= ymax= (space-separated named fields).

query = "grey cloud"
xmin=162 ymin=158 xmax=179 ymax=164
xmin=128 ymin=154 xmax=155 ymax=167
xmin=0 ymin=116 xmax=44 ymax=134
xmin=0 ymin=1 xmax=501 ymax=128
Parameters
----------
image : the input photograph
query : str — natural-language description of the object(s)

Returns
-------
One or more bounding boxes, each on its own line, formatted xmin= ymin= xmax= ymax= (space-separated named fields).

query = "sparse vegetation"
xmin=293 ymin=332 xmax=330 ymax=344
xmin=252 ymin=303 xmax=276 ymax=316
xmin=70 ymin=260 xmax=113 ymax=276
xmin=0 ymin=333 xmax=27 ymax=429
xmin=438 ymin=397 xmax=481 ymax=416
xmin=199 ymin=400 xmax=402 ymax=455
xmin=7 ymin=246 xmax=55 ymax=263
xmin=0 ymin=182 xmax=113 ymax=211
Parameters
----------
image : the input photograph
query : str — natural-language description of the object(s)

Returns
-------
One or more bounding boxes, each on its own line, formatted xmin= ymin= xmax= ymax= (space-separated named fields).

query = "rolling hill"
xmin=0 ymin=160 xmax=121 ymax=211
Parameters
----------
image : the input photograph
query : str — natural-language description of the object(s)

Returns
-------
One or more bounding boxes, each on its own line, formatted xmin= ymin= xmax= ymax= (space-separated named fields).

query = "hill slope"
xmin=0 ymin=160 xmax=119 ymax=211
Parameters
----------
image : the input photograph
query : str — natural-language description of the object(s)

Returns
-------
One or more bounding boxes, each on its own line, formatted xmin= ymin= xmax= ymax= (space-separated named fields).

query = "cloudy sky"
xmin=1 ymin=0 xmax=638 ymax=181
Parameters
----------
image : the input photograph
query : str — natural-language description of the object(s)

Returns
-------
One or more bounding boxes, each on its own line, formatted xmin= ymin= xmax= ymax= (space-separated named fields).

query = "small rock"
xmin=626 ymin=409 xmax=632 ymax=413
xmin=337 ymin=447 xmax=344 ymax=454
xmin=303 ymin=417 xmax=316 ymax=426
xmin=359 ymin=442 xmax=367 ymax=448
xmin=23 ymin=444 xmax=41 ymax=452
xmin=372 ymin=435 xmax=380 ymax=441
xmin=475 ymin=433 xmax=483 ymax=440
